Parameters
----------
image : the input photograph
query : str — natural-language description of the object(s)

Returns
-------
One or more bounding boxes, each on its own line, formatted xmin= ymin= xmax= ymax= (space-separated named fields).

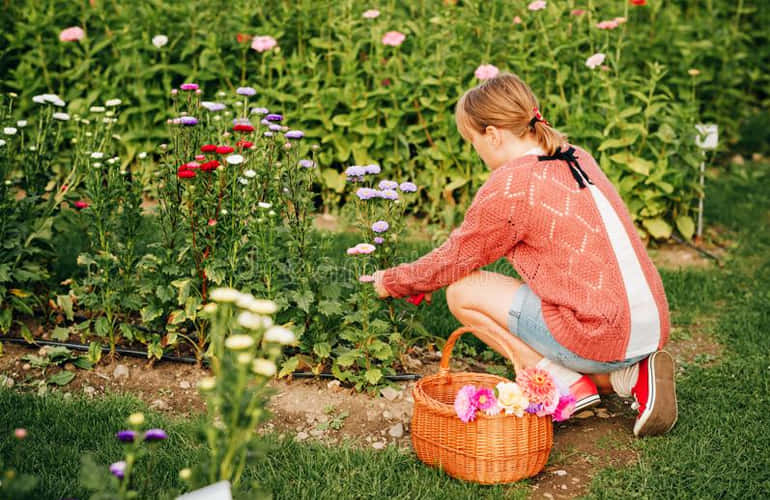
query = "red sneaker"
xmin=631 ymin=351 xmax=678 ymax=437
xmin=571 ymin=375 xmax=601 ymax=412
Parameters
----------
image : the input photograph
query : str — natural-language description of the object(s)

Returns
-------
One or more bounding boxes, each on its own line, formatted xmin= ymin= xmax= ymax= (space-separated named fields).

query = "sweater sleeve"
xmin=382 ymin=167 xmax=531 ymax=298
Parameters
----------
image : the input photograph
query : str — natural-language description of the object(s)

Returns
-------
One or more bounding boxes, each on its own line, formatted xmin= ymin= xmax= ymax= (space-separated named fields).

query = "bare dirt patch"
xmin=1 ymin=341 xmax=646 ymax=498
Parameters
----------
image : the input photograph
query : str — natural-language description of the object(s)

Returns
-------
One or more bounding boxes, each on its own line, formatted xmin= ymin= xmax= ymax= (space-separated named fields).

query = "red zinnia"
xmin=178 ymin=169 xmax=196 ymax=179
xmin=237 ymin=33 xmax=252 ymax=44
xmin=200 ymin=160 xmax=220 ymax=172
xmin=201 ymin=144 xmax=217 ymax=153
xmin=233 ymin=123 xmax=255 ymax=133
xmin=236 ymin=140 xmax=254 ymax=149
xmin=74 ymin=200 xmax=89 ymax=209
xmin=630 ymin=0 xmax=646 ymax=4
xmin=216 ymin=145 xmax=234 ymax=154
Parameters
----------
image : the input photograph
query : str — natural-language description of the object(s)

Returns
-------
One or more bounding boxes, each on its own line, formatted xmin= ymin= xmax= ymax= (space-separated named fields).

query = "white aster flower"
xmin=237 ymin=311 xmax=267 ymax=330
xmin=90 ymin=152 xmax=104 ymax=159
xmin=244 ymin=169 xmax=256 ymax=178
xmin=89 ymin=106 xmax=105 ymax=113
xmin=264 ymin=326 xmax=296 ymax=345
xmin=197 ymin=377 xmax=216 ymax=391
xmin=238 ymin=177 xmax=248 ymax=185
xmin=252 ymin=358 xmax=277 ymax=377
xmin=138 ymin=152 xmax=147 ymax=159
xmin=226 ymin=154 xmax=244 ymax=165
xmin=105 ymin=99 xmax=122 ymax=107
xmin=16 ymin=120 xmax=27 ymax=127
xmin=52 ymin=112 xmax=70 ymax=121
xmin=32 ymin=95 xmax=47 ymax=104
xmin=3 ymin=127 xmax=17 ymax=135
xmin=0 ymin=139 xmax=5 ymax=147
xmin=225 ymin=334 xmax=255 ymax=351
xmin=210 ymin=287 xmax=243 ymax=303
xmin=152 ymin=34 xmax=168 ymax=48
xmin=257 ymin=202 xmax=272 ymax=209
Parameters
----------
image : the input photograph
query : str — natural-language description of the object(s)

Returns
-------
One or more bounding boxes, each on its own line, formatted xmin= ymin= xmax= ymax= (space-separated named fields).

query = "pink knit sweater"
xmin=382 ymin=145 xmax=670 ymax=362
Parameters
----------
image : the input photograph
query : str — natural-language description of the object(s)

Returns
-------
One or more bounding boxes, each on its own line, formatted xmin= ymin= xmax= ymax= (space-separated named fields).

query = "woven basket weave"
xmin=410 ymin=326 xmax=553 ymax=484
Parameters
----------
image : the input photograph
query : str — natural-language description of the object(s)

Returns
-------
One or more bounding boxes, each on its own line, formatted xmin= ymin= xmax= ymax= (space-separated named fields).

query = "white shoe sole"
xmin=633 ymin=351 xmax=678 ymax=437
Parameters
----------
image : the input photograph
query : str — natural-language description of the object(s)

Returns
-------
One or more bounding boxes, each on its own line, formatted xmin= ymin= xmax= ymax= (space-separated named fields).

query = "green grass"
xmin=2 ymin=162 xmax=769 ymax=499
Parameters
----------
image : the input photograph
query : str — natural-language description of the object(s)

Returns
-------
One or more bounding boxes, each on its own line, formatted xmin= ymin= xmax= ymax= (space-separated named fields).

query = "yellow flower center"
xmin=479 ymin=395 xmax=487 ymax=404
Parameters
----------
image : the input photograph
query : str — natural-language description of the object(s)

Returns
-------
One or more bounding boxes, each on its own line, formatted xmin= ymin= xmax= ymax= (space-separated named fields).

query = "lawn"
xmin=1 ymin=161 xmax=768 ymax=499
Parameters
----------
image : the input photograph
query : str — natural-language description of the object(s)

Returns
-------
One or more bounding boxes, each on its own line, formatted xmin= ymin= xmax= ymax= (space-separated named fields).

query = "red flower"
xmin=405 ymin=293 xmax=426 ymax=306
xmin=74 ymin=200 xmax=89 ymax=209
xmin=630 ymin=0 xmax=646 ymax=4
xmin=237 ymin=33 xmax=252 ymax=44
xmin=208 ymin=219 xmax=217 ymax=226
xmin=200 ymin=160 xmax=220 ymax=172
xmin=216 ymin=145 xmax=234 ymax=154
xmin=178 ymin=169 xmax=196 ymax=179
xmin=201 ymin=144 xmax=218 ymax=153
xmin=233 ymin=123 xmax=255 ymax=133
xmin=381 ymin=78 xmax=392 ymax=87
xmin=236 ymin=140 xmax=254 ymax=149
xmin=61 ymin=184 xmax=69 ymax=192
xmin=195 ymin=154 xmax=205 ymax=161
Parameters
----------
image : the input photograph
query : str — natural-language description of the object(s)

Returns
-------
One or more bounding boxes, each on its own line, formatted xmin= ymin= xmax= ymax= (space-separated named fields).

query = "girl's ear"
xmin=485 ymin=125 xmax=502 ymax=147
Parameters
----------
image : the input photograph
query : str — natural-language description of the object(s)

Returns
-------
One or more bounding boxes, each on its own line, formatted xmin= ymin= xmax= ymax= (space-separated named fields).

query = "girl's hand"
xmin=372 ymin=270 xmax=390 ymax=299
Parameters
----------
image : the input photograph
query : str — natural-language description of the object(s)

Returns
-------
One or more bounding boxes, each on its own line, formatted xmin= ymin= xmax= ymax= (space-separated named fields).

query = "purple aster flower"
xmin=180 ymin=83 xmax=199 ymax=91
xmin=364 ymin=164 xmax=381 ymax=174
xmin=399 ymin=181 xmax=417 ymax=192
xmin=263 ymin=131 xmax=274 ymax=137
xmin=110 ymin=461 xmax=127 ymax=479
xmin=201 ymin=101 xmax=226 ymax=112
xmin=260 ymin=118 xmax=270 ymax=125
xmin=233 ymin=117 xmax=251 ymax=126
xmin=180 ymin=116 xmax=198 ymax=126
xmin=374 ymin=237 xmax=384 ymax=244
xmin=526 ymin=402 xmax=543 ymax=414
xmin=378 ymin=180 xmax=398 ymax=190
xmin=116 ymin=430 xmax=137 ymax=443
xmin=285 ymin=130 xmax=304 ymax=139
xmin=345 ymin=166 xmax=366 ymax=178
xmin=380 ymin=189 xmax=399 ymax=200
xmin=251 ymin=107 xmax=269 ymax=115
xmin=298 ymin=159 xmax=315 ymax=168
xmin=143 ymin=428 xmax=168 ymax=441
xmin=236 ymin=87 xmax=257 ymax=96
xmin=371 ymin=220 xmax=389 ymax=233
xmin=356 ymin=187 xmax=378 ymax=200
xmin=269 ymin=124 xmax=282 ymax=131
xmin=265 ymin=114 xmax=283 ymax=122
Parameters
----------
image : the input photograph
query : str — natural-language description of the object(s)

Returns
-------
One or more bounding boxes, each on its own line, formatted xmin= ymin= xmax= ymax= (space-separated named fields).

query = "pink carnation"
xmin=596 ymin=19 xmax=620 ymax=30
xmin=59 ymin=27 xmax=85 ymax=42
xmin=251 ymin=36 xmax=278 ymax=52
xmin=454 ymin=385 xmax=478 ymax=423
xmin=571 ymin=9 xmax=586 ymax=16
xmin=528 ymin=1 xmax=546 ymax=11
xmin=585 ymin=53 xmax=606 ymax=69
xmin=363 ymin=9 xmax=380 ymax=18
xmin=474 ymin=64 xmax=500 ymax=80
xmin=382 ymin=31 xmax=406 ymax=47
xmin=553 ymin=393 xmax=576 ymax=422
xmin=517 ymin=367 xmax=558 ymax=408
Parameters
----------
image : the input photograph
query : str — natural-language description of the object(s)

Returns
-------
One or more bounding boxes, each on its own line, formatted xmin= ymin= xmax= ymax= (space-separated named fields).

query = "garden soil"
xmin=0 ymin=322 xmax=722 ymax=500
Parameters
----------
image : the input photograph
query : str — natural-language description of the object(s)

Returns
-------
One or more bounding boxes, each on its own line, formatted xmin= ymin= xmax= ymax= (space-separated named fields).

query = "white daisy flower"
xmin=3 ymin=127 xmax=17 ymax=135
xmin=90 ymin=152 xmax=104 ymax=159
xmin=52 ymin=113 xmax=70 ymax=121
xmin=244 ymin=169 xmax=257 ymax=178
xmin=152 ymin=34 xmax=168 ymax=48
xmin=264 ymin=326 xmax=296 ymax=345
xmin=226 ymin=154 xmax=244 ymax=165
xmin=89 ymin=106 xmax=105 ymax=113
xmin=105 ymin=99 xmax=122 ymax=107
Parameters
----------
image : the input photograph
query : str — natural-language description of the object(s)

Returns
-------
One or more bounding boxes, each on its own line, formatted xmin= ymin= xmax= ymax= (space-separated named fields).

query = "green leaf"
xmin=56 ymin=295 xmax=74 ymax=321
xmin=94 ymin=316 xmax=111 ymax=337
xmin=676 ymin=215 xmax=695 ymax=240
xmin=336 ymin=349 xmax=360 ymax=368
xmin=141 ymin=305 xmax=163 ymax=323
xmin=72 ymin=357 xmax=94 ymax=370
xmin=313 ymin=342 xmax=332 ymax=359
xmin=610 ymin=152 xmax=654 ymax=175
xmin=278 ymin=355 xmax=300 ymax=378
xmin=364 ymin=368 xmax=382 ymax=385
xmin=598 ymin=134 xmax=639 ymax=151
xmin=87 ymin=341 xmax=102 ymax=365
xmin=48 ymin=371 xmax=76 ymax=386
xmin=52 ymin=327 xmax=70 ymax=342
xmin=317 ymin=300 xmax=342 ymax=317
xmin=643 ymin=217 xmax=672 ymax=240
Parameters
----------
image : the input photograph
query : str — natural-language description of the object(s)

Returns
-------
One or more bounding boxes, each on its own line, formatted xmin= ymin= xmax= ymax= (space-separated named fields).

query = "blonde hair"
xmin=455 ymin=72 xmax=566 ymax=155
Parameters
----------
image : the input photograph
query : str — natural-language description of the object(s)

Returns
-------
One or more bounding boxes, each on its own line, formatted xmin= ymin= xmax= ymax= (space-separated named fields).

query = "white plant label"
xmin=695 ymin=123 xmax=718 ymax=150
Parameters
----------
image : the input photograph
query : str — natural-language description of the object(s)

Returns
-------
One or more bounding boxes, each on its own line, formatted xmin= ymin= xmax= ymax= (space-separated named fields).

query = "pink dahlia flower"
xmin=472 ymin=387 xmax=501 ymax=416
xmin=454 ymin=385 xmax=478 ymax=423
xmin=517 ymin=367 xmax=558 ymax=407
xmin=59 ymin=27 xmax=85 ymax=42
xmin=585 ymin=53 xmax=606 ymax=69
xmin=251 ymin=36 xmax=278 ymax=52
xmin=382 ymin=31 xmax=406 ymax=47
xmin=474 ymin=64 xmax=500 ymax=80
xmin=596 ymin=19 xmax=620 ymax=29
xmin=553 ymin=393 xmax=576 ymax=422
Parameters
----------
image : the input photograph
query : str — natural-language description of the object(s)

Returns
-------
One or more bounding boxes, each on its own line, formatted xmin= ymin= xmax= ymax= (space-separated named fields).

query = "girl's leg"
xmin=588 ymin=373 xmax=614 ymax=394
xmin=445 ymin=270 xmax=544 ymax=374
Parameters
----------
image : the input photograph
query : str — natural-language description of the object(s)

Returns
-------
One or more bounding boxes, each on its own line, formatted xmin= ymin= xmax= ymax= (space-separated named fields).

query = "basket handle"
xmin=438 ymin=325 xmax=521 ymax=377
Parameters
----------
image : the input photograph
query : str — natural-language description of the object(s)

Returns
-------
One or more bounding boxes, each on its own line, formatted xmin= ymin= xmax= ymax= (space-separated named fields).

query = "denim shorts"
xmin=507 ymin=284 xmax=649 ymax=373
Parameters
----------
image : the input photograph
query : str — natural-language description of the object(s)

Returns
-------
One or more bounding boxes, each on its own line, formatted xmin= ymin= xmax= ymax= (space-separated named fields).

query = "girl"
xmin=371 ymin=73 xmax=677 ymax=438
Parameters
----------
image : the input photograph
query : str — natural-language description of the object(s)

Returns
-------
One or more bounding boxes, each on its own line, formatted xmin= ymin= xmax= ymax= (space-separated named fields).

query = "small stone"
xmin=150 ymin=399 xmax=169 ymax=411
xmin=575 ymin=410 xmax=594 ymax=419
xmin=596 ymin=409 xmax=610 ymax=419
xmin=309 ymin=429 xmax=325 ymax=438
xmin=543 ymin=493 xmax=554 ymax=499
xmin=179 ymin=381 xmax=191 ymax=389
xmin=327 ymin=380 xmax=341 ymax=391
xmin=64 ymin=363 xmax=75 ymax=371
xmin=83 ymin=385 xmax=96 ymax=396
xmin=295 ymin=431 xmax=309 ymax=441
xmin=113 ymin=364 xmax=129 ymax=379
xmin=366 ymin=410 xmax=379 ymax=422
xmin=372 ymin=441 xmax=386 ymax=450
xmin=553 ymin=469 xmax=567 ymax=476
xmin=388 ymin=422 xmax=404 ymax=438
xmin=380 ymin=387 xmax=401 ymax=401
xmin=22 ymin=363 xmax=31 ymax=371
xmin=571 ymin=478 xmax=580 ymax=483
xmin=561 ymin=485 xmax=568 ymax=490
xmin=383 ymin=410 xmax=393 ymax=419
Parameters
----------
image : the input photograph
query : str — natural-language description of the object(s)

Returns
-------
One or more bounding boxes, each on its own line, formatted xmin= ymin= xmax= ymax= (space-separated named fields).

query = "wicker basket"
xmin=410 ymin=325 xmax=553 ymax=484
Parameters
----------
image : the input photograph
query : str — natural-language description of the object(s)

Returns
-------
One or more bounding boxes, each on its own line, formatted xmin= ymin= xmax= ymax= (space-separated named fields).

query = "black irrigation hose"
xmin=0 ymin=337 xmax=423 ymax=381
xmin=671 ymin=233 xmax=723 ymax=263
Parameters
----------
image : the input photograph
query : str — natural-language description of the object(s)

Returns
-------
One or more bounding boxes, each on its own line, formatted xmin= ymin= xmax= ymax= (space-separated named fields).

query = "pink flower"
xmin=358 ymin=274 xmax=375 ymax=283
xmin=571 ymin=9 xmax=586 ymax=16
xmin=528 ymin=1 xmax=546 ymax=11
xmin=251 ymin=36 xmax=278 ymax=52
xmin=472 ymin=387 xmax=500 ymax=416
xmin=614 ymin=17 xmax=627 ymax=24
xmin=59 ymin=27 xmax=85 ymax=42
xmin=517 ymin=367 xmax=558 ymax=408
xmin=596 ymin=19 xmax=620 ymax=29
xmin=208 ymin=219 xmax=217 ymax=226
xmin=474 ymin=64 xmax=500 ymax=80
xmin=363 ymin=9 xmax=380 ymax=18
xmin=74 ymin=200 xmax=90 ymax=210
xmin=585 ymin=53 xmax=606 ymax=69
xmin=454 ymin=385 xmax=478 ymax=423
xmin=553 ymin=393 xmax=576 ymax=422
xmin=513 ymin=16 xmax=523 ymax=24
xmin=536 ymin=390 xmax=560 ymax=417
xmin=382 ymin=31 xmax=406 ymax=47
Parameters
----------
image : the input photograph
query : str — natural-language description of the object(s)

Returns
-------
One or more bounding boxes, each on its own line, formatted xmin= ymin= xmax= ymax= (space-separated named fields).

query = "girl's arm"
xmin=380 ymin=168 xmax=532 ymax=298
